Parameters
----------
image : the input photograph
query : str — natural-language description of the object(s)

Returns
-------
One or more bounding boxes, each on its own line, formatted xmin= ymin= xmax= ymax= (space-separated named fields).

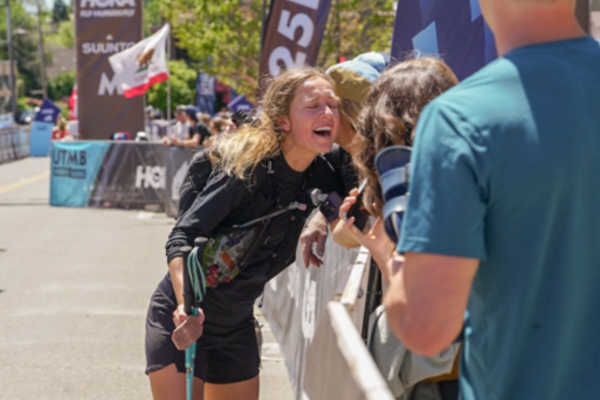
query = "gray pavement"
xmin=0 ymin=157 xmax=293 ymax=400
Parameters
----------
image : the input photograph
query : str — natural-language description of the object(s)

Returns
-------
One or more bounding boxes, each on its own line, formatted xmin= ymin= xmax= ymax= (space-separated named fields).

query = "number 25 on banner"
xmin=269 ymin=0 xmax=319 ymax=77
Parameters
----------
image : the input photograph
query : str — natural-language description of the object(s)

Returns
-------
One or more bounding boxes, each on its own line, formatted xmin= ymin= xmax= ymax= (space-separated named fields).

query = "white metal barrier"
xmin=303 ymin=301 xmax=395 ymax=400
xmin=262 ymin=239 xmax=395 ymax=399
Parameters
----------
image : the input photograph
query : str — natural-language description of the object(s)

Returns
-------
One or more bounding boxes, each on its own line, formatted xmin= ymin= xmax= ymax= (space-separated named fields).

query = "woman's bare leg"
xmin=149 ymin=363 xmax=205 ymax=400
xmin=204 ymin=375 xmax=259 ymax=400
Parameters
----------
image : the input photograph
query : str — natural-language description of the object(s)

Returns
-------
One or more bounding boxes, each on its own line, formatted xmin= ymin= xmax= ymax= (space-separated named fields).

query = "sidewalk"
xmin=256 ymin=308 xmax=294 ymax=400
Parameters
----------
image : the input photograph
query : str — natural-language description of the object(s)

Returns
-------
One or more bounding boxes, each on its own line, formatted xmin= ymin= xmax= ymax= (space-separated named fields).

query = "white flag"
xmin=109 ymin=24 xmax=170 ymax=98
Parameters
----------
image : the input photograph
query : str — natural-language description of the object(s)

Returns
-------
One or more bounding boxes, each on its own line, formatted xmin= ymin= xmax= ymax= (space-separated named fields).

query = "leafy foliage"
xmin=47 ymin=71 xmax=75 ymax=101
xmin=146 ymin=60 xmax=197 ymax=115
xmin=318 ymin=0 xmax=396 ymax=68
xmin=152 ymin=0 xmax=394 ymax=100
xmin=160 ymin=0 xmax=262 ymax=100
xmin=143 ymin=0 xmax=163 ymax=37
xmin=52 ymin=0 xmax=69 ymax=24
xmin=0 ymin=1 xmax=43 ymax=97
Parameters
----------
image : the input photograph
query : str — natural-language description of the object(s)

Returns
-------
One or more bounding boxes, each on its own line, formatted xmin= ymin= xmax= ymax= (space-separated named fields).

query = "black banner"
xmin=89 ymin=142 xmax=165 ymax=209
xmin=164 ymin=146 xmax=195 ymax=218
xmin=75 ymin=0 xmax=144 ymax=140
xmin=259 ymin=0 xmax=333 ymax=90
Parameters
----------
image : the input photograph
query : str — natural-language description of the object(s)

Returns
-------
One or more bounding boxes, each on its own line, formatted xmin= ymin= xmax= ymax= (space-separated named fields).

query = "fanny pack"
xmin=191 ymin=201 xmax=307 ymax=289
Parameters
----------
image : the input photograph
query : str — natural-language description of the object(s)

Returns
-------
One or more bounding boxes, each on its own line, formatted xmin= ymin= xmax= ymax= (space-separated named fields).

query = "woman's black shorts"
xmin=144 ymin=283 xmax=260 ymax=384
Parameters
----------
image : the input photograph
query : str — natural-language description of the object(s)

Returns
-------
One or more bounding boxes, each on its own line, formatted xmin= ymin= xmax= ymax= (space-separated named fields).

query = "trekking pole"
xmin=181 ymin=238 xmax=208 ymax=400
xmin=179 ymin=245 xmax=195 ymax=400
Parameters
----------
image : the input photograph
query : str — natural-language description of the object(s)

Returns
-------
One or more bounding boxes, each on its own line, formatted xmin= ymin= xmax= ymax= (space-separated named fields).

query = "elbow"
xmin=384 ymin=297 xmax=459 ymax=357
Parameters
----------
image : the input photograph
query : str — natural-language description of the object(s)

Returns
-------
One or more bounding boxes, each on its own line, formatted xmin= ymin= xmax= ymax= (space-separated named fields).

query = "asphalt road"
xmin=0 ymin=157 xmax=293 ymax=400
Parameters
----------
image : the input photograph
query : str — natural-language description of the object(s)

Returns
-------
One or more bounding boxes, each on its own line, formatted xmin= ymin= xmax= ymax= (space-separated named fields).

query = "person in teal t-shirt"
xmin=383 ymin=1 xmax=600 ymax=400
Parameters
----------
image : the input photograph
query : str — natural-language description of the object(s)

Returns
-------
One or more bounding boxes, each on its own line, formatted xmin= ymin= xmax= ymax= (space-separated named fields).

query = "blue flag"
xmin=227 ymin=95 xmax=254 ymax=114
xmin=391 ymin=0 xmax=497 ymax=80
xmin=30 ymin=98 xmax=63 ymax=157
xmin=34 ymin=98 xmax=62 ymax=124
xmin=196 ymin=72 xmax=216 ymax=116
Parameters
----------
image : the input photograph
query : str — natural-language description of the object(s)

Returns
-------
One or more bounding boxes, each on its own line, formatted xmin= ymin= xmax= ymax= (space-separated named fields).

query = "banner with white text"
xmin=258 ymin=0 xmax=332 ymax=93
xmin=75 ymin=0 xmax=144 ymax=139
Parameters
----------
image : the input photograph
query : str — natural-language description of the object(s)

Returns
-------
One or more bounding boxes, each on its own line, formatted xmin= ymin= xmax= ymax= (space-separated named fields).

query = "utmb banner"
xmin=75 ymin=0 xmax=144 ymax=140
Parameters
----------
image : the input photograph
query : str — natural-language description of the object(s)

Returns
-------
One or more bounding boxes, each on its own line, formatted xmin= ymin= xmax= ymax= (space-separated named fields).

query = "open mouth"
xmin=313 ymin=126 xmax=332 ymax=137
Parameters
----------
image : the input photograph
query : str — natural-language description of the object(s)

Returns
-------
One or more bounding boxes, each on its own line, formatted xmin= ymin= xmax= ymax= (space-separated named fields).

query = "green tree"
xmin=155 ymin=0 xmax=395 ymax=100
xmin=0 ymin=1 xmax=43 ymax=97
xmin=144 ymin=0 xmax=163 ymax=36
xmin=318 ymin=0 xmax=396 ymax=68
xmin=146 ymin=60 xmax=197 ymax=115
xmin=52 ymin=0 xmax=69 ymax=24
xmin=160 ymin=0 xmax=262 ymax=100
xmin=46 ymin=18 xmax=75 ymax=48
xmin=47 ymin=71 xmax=75 ymax=101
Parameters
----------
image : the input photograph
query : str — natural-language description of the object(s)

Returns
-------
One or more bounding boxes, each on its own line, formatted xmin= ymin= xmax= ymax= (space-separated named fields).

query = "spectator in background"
xmin=383 ymin=1 xmax=600 ymax=400
xmin=145 ymin=105 xmax=159 ymax=142
xmin=52 ymin=116 xmax=69 ymax=140
xmin=217 ymin=107 xmax=229 ymax=118
xmin=202 ymin=116 xmax=227 ymax=148
xmin=162 ymin=105 xmax=189 ymax=146
xmin=182 ymin=106 xmax=211 ymax=147
xmin=198 ymin=112 xmax=211 ymax=127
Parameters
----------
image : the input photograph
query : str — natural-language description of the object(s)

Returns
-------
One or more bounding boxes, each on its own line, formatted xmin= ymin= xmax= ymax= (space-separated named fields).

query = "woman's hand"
xmin=338 ymin=191 xmax=396 ymax=271
xmin=172 ymin=304 xmax=206 ymax=328
xmin=171 ymin=304 xmax=206 ymax=350
xmin=300 ymin=212 xmax=329 ymax=268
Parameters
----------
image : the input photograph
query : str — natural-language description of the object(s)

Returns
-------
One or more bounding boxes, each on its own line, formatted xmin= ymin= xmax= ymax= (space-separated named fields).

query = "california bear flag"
xmin=109 ymin=23 xmax=170 ymax=98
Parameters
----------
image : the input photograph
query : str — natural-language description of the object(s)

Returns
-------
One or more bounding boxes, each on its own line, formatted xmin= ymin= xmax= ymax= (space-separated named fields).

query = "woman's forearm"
xmin=168 ymin=257 xmax=185 ymax=306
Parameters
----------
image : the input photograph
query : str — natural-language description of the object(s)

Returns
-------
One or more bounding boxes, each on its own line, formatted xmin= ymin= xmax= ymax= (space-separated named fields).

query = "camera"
xmin=310 ymin=188 xmax=343 ymax=222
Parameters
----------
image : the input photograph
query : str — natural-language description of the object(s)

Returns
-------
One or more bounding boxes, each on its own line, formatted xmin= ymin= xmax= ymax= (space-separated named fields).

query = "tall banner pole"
xmin=391 ymin=0 xmax=497 ymax=81
xmin=75 ymin=0 xmax=144 ymax=139
xmin=167 ymin=33 xmax=171 ymax=121
xmin=36 ymin=0 xmax=47 ymax=99
xmin=258 ymin=0 xmax=333 ymax=95
xmin=260 ymin=0 xmax=267 ymax=63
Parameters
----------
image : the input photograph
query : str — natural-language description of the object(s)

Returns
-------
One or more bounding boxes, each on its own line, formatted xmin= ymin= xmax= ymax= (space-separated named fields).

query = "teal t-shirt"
xmin=399 ymin=36 xmax=600 ymax=400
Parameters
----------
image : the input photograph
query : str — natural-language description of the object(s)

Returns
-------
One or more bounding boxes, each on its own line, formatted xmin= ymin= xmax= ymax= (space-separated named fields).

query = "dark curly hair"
xmin=354 ymin=58 xmax=459 ymax=217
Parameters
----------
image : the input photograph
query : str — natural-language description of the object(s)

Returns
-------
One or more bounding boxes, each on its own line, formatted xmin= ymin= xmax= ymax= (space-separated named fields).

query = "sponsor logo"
xmin=171 ymin=161 xmax=189 ymax=201
xmin=135 ymin=165 xmax=165 ymax=190
xmin=301 ymin=274 xmax=317 ymax=340
xmin=52 ymin=149 xmax=87 ymax=166
xmin=82 ymin=41 xmax=135 ymax=55
xmin=52 ymin=149 xmax=87 ymax=179
xmin=79 ymin=0 xmax=136 ymax=19
xmin=81 ymin=0 xmax=135 ymax=7
xmin=98 ymin=73 xmax=123 ymax=96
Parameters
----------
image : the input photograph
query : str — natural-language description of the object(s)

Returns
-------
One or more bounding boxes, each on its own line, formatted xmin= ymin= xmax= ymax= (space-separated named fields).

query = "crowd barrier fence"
xmin=263 ymin=243 xmax=394 ymax=399
xmin=0 ymin=127 xmax=29 ymax=165
xmin=304 ymin=301 xmax=395 ymax=400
